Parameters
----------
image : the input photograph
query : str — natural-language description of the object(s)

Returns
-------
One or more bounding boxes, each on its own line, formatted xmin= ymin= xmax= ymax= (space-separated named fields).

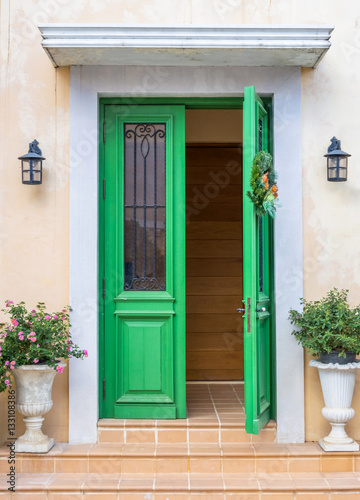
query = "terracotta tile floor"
xmin=97 ymin=382 xmax=277 ymax=444
xmin=186 ymin=383 xmax=245 ymax=422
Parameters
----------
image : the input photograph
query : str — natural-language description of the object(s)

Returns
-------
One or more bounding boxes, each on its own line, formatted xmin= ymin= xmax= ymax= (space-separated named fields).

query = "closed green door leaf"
xmin=243 ymin=87 xmax=274 ymax=434
xmin=100 ymin=104 xmax=186 ymax=419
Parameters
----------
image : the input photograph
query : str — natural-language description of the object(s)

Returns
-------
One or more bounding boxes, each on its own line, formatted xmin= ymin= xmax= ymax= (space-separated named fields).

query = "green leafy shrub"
xmin=0 ymin=301 xmax=88 ymax=392
xmin=289 ymin=288 xmax=360 ymax=357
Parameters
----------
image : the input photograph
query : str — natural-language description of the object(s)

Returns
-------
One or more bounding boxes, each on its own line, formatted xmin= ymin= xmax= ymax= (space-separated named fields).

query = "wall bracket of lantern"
xmin=324 ymin=137 xmax=351 ymax=182
xmin=18 ymin=140 xmax=45 ymax=185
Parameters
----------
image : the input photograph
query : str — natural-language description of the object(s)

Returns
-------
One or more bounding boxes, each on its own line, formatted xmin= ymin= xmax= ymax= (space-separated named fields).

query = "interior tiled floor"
xmin=186 ymin=382 xmax=245 ymax=422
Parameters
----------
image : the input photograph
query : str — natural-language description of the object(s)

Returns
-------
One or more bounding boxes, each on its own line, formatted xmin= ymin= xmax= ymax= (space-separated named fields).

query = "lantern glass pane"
xmin=327 ymin=156 xmax=347 ymax=182
xmin=22 ymin=159 xmax=42 ymax=185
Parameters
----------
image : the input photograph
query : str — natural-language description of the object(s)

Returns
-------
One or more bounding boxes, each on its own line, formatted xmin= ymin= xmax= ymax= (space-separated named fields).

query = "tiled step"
xmin=2 ymin=442 xmax=359 ymax=475
xmin=97 ymin=382 xmax=276 ymax=445
xmin=2 ymin=471 xmax=360 ymax=498
xmin=97 ymin=418 xmax=277 ymax=444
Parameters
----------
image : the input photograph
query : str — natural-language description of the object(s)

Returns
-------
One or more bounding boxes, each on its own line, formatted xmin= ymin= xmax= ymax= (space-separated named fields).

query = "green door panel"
xmin=100 ymin=104 xmax=186 ymax=419
xmin=243 ymin=86 xmax=274 ymax=434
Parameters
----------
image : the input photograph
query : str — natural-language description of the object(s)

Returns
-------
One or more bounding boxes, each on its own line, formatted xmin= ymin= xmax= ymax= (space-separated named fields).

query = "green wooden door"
xmin=243 ymin=87 xmax=274 ymax=434
xmin=100 ymin=104 xmax=186 ymax=419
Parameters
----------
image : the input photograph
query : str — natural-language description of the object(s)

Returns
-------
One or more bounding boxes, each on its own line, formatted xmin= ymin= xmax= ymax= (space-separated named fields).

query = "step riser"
xmin=5 ymin=489 xmax=360 ymax=499
xmin=9 ymin=454 xmax=359 ymax=475
xmin=97 ymin=427 xmax=276 ymax=444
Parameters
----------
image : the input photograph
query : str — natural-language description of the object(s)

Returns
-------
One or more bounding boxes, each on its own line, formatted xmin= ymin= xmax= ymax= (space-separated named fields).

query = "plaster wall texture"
xmin=1 ymin=0 xmax=360 ymax=442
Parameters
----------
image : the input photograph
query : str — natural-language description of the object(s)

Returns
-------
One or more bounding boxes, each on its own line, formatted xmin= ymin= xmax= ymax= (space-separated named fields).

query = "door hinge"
xmin=102 ymin=277 xmax=106 ymax=300
xmin=102 ymin=378 xmax=106 ymax=401
xmin=103 ymin=179 xmax=106 ymax=200
xmin=247 ymin=297 xmax=251 ymax=333
xmin=103 ymin=121 xmax=106 ymax=144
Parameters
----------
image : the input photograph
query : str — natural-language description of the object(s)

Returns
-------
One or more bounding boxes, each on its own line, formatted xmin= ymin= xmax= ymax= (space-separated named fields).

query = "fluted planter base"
xmin=12 ymin=362 xmax=65 ymax=453
xmin=310 ymin=358 xmax=360 ymax=452
xmin=15 ymin=416 xmax=54 ymax=453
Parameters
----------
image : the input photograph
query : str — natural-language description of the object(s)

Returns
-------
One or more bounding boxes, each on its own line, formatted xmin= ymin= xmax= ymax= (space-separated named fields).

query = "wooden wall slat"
xmin=186 ymin=314 xmax=242 ymax=333
xmin=186 ymin=184 xmax=242 ymax=204
xmin=187 ymin=277 xmax=242 ymax=296
xmin=186 ymin=166 xmax=242 ymax=184
xmin=187 ymin=351 xmax=242 ymax=370
xmin=186 ymin=332 xmax=242 ymax=352
xmin=186 ymin=296 xmax=240 ymax=314
xmin=186 ymin=369 xmax=243 ymax=381
xmin=186 ymin=258 xmax=242 ymax=277
xmin=187 ymin=222 xmax=242 ymax=240
xmin=186 ymin=239 xmax=242 ymax=258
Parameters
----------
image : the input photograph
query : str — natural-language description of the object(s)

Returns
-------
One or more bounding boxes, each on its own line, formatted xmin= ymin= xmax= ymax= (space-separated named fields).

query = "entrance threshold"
xmin=97 ymin=383 xmax=276 ymax=444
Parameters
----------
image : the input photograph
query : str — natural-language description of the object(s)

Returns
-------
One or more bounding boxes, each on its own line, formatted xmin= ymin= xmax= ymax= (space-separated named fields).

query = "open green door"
xmin=243 ymin=87 xmax=274 ymax=434
xmin=100 ymin=104 xmax=186 ymax=419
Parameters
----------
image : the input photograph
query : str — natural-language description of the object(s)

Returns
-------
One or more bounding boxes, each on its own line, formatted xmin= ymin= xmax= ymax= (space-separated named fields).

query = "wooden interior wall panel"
xmin=186 ymin=145 xmax=244 ymax=381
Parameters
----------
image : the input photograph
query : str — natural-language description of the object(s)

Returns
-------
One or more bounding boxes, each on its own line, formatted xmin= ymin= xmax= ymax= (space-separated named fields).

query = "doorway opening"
xmin=185 ymin=109 xmax=244 ymax=382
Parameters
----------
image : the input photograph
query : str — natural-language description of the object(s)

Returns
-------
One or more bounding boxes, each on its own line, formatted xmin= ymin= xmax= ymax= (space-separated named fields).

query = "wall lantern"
xmin=18 ymin=139 xmax=45 ymax=185
xmin=324 ymin=137 xmax=351 ymax=182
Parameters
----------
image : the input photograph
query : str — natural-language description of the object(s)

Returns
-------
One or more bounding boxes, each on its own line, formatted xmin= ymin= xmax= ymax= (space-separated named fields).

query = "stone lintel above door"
xmin=38 ymin=24 xmax=334 ymax=68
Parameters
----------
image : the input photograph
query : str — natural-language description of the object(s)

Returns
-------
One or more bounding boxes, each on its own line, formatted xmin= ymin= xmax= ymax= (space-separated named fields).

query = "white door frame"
xmin=69 ymin=65 xmax=304 ymax=444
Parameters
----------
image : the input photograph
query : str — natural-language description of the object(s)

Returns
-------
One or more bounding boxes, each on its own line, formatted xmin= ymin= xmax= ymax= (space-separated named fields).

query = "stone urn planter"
xmin=12 ymin=362 xmax=66 ymax=453
xmin=310 ymin=352 xmax=360 ymax=452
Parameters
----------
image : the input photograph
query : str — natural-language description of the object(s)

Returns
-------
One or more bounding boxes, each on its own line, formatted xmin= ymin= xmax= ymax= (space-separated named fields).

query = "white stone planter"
xmin=310 ymin=358 xmax=360 ymax=452
xmin=12 ymin=362 xmax=66 ymax=453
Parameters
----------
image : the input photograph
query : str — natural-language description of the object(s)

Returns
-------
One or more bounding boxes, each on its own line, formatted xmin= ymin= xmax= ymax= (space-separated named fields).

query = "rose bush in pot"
xmin=0 ymin=300 xmax=88 ymax=452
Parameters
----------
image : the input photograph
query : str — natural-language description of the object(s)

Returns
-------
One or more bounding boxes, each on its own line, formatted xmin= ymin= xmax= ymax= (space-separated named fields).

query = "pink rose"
xmin=10 ymin=361 xmax=15 ymax=365
xmin=19 ymin=335 xmax=24 ymax=341
xmin=31 ymin=337 xmax=36 ymax=342
xmin=4 ymin=380 xmax=10 ymax=386
xmin=44 ymin=315 xmax=50 ymax=320
xmin=53 ymin=314 xmax=58 ymax=319
xmin=56 ymin=365 xmax=64 ymax=374
xmin=11 ymin=319 xmax=18 ymax=327
xmin=5 ymin=301 xmax=13 ymax=307
xmin=83 ymin=350 xmax=88 ymax=358
xmin=33 ymin=359 xmax=39 ymax=364
xmin=5 ymin=361 xmax=9 ymax=366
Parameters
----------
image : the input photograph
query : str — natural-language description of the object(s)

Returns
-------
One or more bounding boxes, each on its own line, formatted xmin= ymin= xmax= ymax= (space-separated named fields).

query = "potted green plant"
xmin=0 ymin=300 xmax=88 ymax=453
xmin=289 ymin=288 xmax=360 ymax=451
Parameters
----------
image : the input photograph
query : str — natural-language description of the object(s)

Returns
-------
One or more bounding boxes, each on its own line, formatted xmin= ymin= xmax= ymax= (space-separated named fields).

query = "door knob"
xmin=256 ymin=307 xmax=266 ymax=312
xmin=237 ymin=308 xmax=246 ymax=313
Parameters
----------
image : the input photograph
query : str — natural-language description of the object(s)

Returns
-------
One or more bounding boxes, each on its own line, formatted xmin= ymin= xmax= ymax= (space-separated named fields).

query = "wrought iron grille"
xmin=124 ymin=123 xmax=166 ymax=291
xmin=258 ymin=216 xmax=263 ymax=293
xmin=258 ymin=118 xmax=263 ymax=151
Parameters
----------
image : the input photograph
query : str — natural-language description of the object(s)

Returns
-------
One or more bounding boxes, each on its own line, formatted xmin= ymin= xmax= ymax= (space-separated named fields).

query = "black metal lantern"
xmin=18 ymin=139 xmax=45 ymax=185
xmin=324 ymin=137 xmax=350 ymax=182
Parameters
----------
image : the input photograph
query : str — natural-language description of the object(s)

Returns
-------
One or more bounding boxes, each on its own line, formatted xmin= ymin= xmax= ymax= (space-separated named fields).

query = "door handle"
xmin=237 ymin=308 xmax=246 ymax=313
xmin=256 ymin=307 xmax=266 ymax=313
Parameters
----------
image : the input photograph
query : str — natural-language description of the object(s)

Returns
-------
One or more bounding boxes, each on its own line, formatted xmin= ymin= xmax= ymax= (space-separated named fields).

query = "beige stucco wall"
xmin=1 ymin=0 xmax=360 ymax=443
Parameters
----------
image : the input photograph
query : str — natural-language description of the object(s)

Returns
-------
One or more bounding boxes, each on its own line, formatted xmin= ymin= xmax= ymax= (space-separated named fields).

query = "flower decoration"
xmin=0 ymin=301 xmax=88 ymax=392
xmin=247 ymin=151 xmax=279 ymax=218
